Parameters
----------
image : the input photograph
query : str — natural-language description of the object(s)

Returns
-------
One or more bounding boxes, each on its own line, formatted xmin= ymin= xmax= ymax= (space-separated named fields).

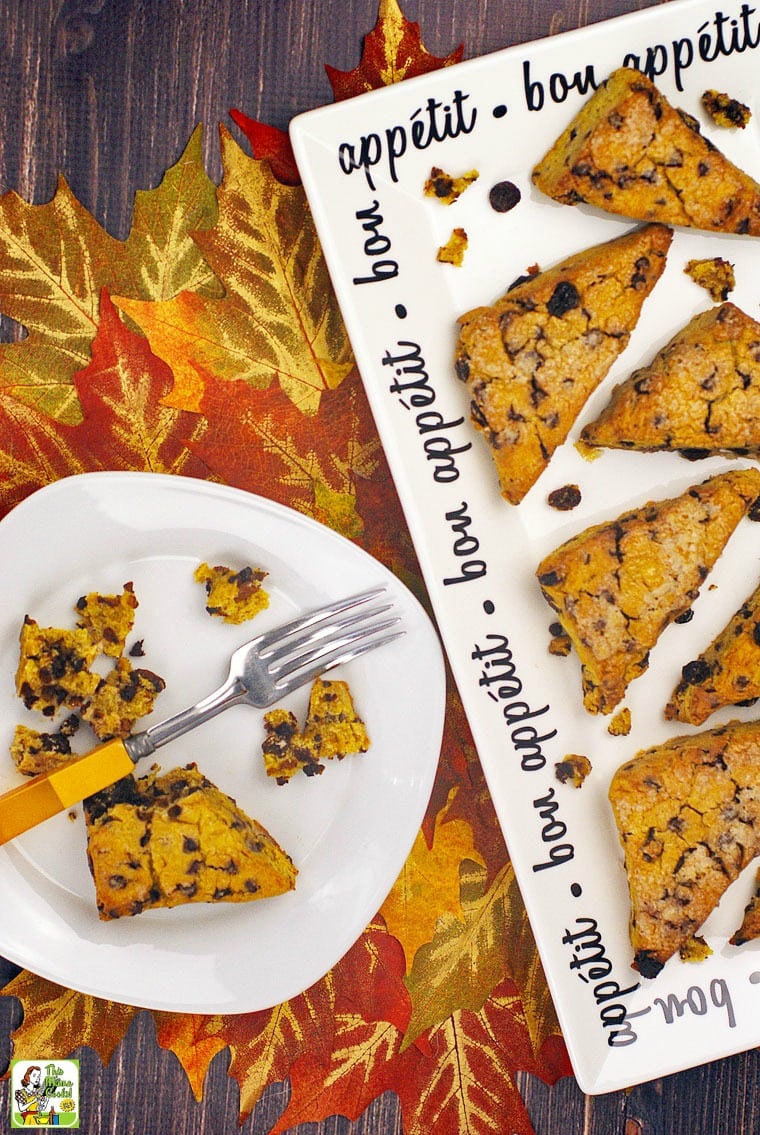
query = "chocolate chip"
xmin=546 ymin=281 xmax=580 ymax=317
xmin=547 ymin=484 xmax=582 ymax=511
xmin=681 ymin=659 xmax=712 ymax=685
xmin=488 ymin=180 xmax=521 ymax=213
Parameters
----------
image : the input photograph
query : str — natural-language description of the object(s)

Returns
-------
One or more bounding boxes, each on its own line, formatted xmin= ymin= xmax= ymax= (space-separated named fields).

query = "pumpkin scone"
xmin=536 ymin=468 xmax=760 ymax=715
xmin=455 ymin=222 xmax=672 ymax=503
xmin=609 ymin=719 xmax=760 ymax=977
xmin=194 ymin=562 xmax=269 ymax=624
xmin=15 ymin=617 xmax=100 ymax=716
xmin=532 ymin=67 xmax=760 ymax=234
xmin=731 ymin=867 xmax=760 ymax=945
xmin=84 ymin=763 xmax=297 ymax=920
xmin=10 ymin=716 xmax=80 ymax=777
xmin=666 ymin=577 xmax=760 ymax=726
xmin=80 ymin=657 xmax=166 ymax=740
xmin=582 ymin=304 xmax=760 ymax=457
xmin=75 ymin=582 xmax=138 ymax=657
xmin=262 ymin=678 xmax=370 ymax=784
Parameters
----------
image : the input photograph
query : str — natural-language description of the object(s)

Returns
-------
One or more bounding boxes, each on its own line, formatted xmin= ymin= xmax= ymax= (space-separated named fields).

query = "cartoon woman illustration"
xmin=14 ymin=1065 xmax=57 ymax=1125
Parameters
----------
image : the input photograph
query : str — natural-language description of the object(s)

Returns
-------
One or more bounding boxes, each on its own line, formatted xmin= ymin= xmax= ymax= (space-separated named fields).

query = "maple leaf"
xmin=228 ymin=112 xmax=301 ymax=186
xmin=380 ymin=790 xmax=486 ymax=969
xmin=0 ymin=126 xmax=219 ymax=423
xmin=152 ymin=1015 xmax=229 ymax=1100
xmin=407 ymin=1002 xmax=543 ymax=1135
xmin=326 ymin=0 xmax=464 ymax=100
xmin=0 ymin=292 xmax=209 ymax=520
xmin=185 ymin=369 xmax=381 ymax=540
xmin=3 ymin=971 xmax=138 ymax=1069
xmin=116 ymin=127 xmax=354 ymax=416
xmin=403 ymin=861 xmax=517 ymax=1047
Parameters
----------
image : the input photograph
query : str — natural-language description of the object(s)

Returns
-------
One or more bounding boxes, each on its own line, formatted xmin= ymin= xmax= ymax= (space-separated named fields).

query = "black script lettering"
xmin=352 ymin=200 xmax=399 ymax=285
xmin=337 ymin=89 xmax=476 ymax=186
xmin=523 ymin=59 xmax=598 ymax=111
xmin=383 ymin=341 xmax=436 ymax=407
xmin=653 ymin=978 xmax=736 ymax=1029
xmin=562 ymin=918 xmax=639 ymax=1045
xmin=443 ymin=501 xmax=487 ymax=585
xmin=532 ymin=787 xmax=574 ymax=865
xmin=472 ymin=634 xmax=523 ymax=700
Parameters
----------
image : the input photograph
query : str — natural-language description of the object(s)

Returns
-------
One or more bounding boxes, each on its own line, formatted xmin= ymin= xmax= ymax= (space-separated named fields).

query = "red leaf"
xmin=326 ymin=0 xmax=463 ymax=101
xmin=228 ymin=111 xmax=301 ymax=185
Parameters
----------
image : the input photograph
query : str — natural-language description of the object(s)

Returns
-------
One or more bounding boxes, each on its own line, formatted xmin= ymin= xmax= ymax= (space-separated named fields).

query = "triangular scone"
xmin=582 ymin=304 xmax=760 ymax=456
xmin=532 ymin=67 xmax=760 ymax=234
xmin=666 ymin=577 xmax=760 ymax=725
xmin=536 ymin=468 xmax=760 ymax=714
xmin=609 ymin=719 xmax=760 ymax=977
xmin=731 ymin=867 xmax=760 ymax=946
xmin=84 ymin=764 xmax=296 ymax=920
xmin=455 ymin=223 xmax=672 ymax=503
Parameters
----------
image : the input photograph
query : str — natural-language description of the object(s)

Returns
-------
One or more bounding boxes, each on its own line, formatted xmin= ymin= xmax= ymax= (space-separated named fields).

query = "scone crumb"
xmin=608 ymin=707 xmax=632 ymax=737
xmin=679 ymin=935 xmax=713 ymax=963
xmin=555 ymin=753 xmax=592 ymax=788
xmin=194 ymin=562 xmax=269 ymax=624
xmin=701 ymin=89 xmax=751 ymax=129
xmin=437 ymin=228 xmax=468 ymax=266
xmin=424 ymin=166 xmax=479 ymax=204
xmin=684 ymin=256 xmax=735 ymax=301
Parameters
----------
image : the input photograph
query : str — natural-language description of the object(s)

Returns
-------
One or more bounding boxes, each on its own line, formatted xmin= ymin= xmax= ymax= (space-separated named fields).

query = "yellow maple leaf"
xmin=116 ymin=127 xmax=354 ymax=415
xmin=2 ymin=971 xmax=138 ymax=1067
xmin=380 ymin=790 xmax=485 ymax=969
xmin=0 ymin=125 xmax=219 ymax=422
xmin=401 ymin=860 xmax=513 ymax=1047
xmin=153 ymin=1014 xmax=229 ymax=1100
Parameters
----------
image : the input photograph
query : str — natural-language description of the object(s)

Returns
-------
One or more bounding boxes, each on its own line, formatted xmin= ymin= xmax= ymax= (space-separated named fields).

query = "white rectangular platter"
xmin=291 ymin=0 xmax=760 ymax=1093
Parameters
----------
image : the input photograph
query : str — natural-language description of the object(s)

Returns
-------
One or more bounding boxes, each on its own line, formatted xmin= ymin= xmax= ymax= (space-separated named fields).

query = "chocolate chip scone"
xmin=666 ymin=576 xmax=760 ymax=725
xmin=15 ymin=618 xmax=100 ymax=716
xmin=84 ymin=764 xmax=297 ymax=920
xmin=731 ymin=867 xmax=760 ymax=945
xmin=75 ymin=582 xmax=138 ymax=657
xmin=81 ymin=657 xmax=166 ymax=740
xmin=532 ymin=67 xmax=760 ymax=234
xmin=536 ymin=468 xmax=760 ymax=714
xmin=455 ymin=223 xmax=671 ymax=504
xmin=194 ymin=563 xmax=269 ymax=624
xmin=262 ymin=678 xmax=370 ymax=784
xmin=609 ymin=719 xmax=760 ymax=977
xmin=582 ymin=304 xmax=760 ymax=457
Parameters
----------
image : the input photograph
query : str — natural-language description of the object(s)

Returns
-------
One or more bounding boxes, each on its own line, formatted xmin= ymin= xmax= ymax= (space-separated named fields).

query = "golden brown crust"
xmin=666 ymin=576 xmax=760 ymax=725
xmin=455 ymin=223 xmax=672 ymax=503
xmin=84 ymin=764 xmax=297 ymax=920
xmin=194 ymin=563 xmax=269 ymax=624
xmin=581 ymin=303 xmax=760 ymax=456
xmin=609 ymin=719 xmax=760 ymax=975
xmin=532 ymin=67 xmax=760 ymax=234
xmin=262 ymin=678 xmax=370 ymax=784
xmin=536 ymin=468 xmax=760 ymax=714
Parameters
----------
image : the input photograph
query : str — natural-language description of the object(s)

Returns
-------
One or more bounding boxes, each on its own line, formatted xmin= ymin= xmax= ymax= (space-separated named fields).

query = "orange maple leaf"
xmin=380 ymin=791 xmax=485 ymax=970
xmin=326 ymin=0 xmax=463 ymax=100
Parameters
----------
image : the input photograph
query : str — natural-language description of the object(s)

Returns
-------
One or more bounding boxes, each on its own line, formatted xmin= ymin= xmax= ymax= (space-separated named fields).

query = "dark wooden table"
xmin=3 ymin=2 xmax=760 ymax=1132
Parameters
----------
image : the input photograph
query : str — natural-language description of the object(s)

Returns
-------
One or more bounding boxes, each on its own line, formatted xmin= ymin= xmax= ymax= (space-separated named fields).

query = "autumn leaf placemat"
xmin=0 ymin=3 xmax=571 ymax=1132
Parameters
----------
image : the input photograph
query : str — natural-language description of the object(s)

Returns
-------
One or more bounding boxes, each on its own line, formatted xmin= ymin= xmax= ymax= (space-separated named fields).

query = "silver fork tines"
xmin=125 ymin=586 xmax=404 ymax=763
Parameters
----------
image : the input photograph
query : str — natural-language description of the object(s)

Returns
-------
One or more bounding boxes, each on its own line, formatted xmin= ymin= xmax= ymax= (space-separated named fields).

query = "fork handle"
xmin=125 ymin=673 xmax=247 ymax=762
xmin=0 ymin=739 xmax=135 ymax=845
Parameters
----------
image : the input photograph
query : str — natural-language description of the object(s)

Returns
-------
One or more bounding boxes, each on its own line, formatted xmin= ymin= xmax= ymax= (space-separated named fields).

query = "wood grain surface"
xmin=3 ymin=2 xmax=760 ymax=1133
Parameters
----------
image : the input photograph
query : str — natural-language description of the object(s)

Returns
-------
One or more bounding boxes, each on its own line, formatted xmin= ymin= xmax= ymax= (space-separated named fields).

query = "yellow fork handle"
xmin=0 ymin=739 xmax=136 ymax=846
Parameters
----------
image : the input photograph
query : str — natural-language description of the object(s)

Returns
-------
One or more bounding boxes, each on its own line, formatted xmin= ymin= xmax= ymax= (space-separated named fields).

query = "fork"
xmin=0 ymin=587 xmax=402 ymax=845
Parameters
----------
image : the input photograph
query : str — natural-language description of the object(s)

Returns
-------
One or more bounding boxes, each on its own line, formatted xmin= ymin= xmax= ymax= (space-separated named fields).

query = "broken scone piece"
xmin=609 ymin=719 xmax=760 ymax=977
xmin=424 ymin=166 xmax=479 ymax=204
xmin=84 ymin=763 xmax=297 ymax=920
xmin=10 ymin=716 xmax=80 ymax=777
xmin=75 ymin=582 xmax=138 ymax=657
xmin=81 ymin=657 xmax=166 ymax=740
xmin=15 ymin=618 xmax=100 ymax=716
xmin=536 ymin=468 xmax=760 ymax=714
xmin=532 ymin=67 xmax=760 ymax=234
xmin=194 ymin=563 xmax=269 ymax=624
xmin=455 ymin=223 xmax=671 ymax=503
xmin=262 ymin=678 xmax=370 ymax=784
xmin=666 ymin=576 xmax=760 ymax=726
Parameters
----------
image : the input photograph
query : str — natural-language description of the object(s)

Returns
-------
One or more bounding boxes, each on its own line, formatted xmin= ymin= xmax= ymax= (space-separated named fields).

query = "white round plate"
xmin=0 ymin=472 xmax=446 ymax=1013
